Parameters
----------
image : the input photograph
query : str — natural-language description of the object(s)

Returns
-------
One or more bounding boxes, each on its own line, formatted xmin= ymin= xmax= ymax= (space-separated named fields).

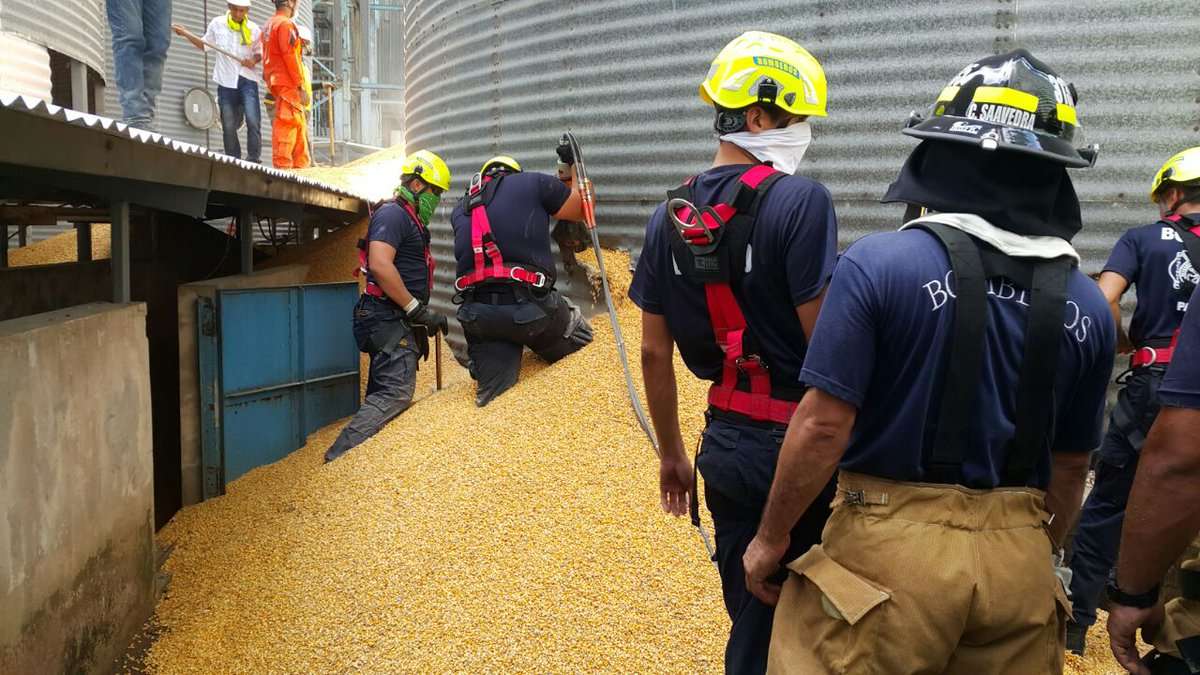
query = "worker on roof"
xmin=324 ymin=150 xmax=450 ymax=463
xmin=261 ymin=0 xmax=310 ymax=169
xmin=171 ymin=0 xmax=263 ymax=163
xmin=629 ymin=31 xmax=838 ymax=673
xmin=106 ymin=0 xmax=171 ymax=130
xmin=1067 ymin=147 xmax=1200 ymax=656
xmin=296 ymin=25 xmax=314 ymax=114
xmin=741 ymin=50 xmax=1115 ymax=673
xmin=1106 ymin=286 xmax=1200 ymax=674
xmin=449 ymin=149 xmax=594 ymax=407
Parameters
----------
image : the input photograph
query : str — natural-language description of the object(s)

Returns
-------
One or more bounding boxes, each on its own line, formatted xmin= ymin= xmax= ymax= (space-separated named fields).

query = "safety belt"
xmin=454 ymin=173 xmax=550 ymax=292
xmin=913 ymin=222 xmax=1072 ymax=486
xmin=666 ymin=164 xmax=795 ymax=424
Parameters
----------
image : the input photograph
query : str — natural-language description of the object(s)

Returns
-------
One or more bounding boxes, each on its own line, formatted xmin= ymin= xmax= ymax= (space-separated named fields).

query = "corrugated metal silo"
xmin=1 ymin=0 xmax=107 ymax=75
xmin=404 ymin=0 xmax=1200 ymax=320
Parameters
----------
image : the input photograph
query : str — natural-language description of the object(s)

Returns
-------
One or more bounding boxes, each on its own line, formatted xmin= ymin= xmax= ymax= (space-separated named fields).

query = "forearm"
xmin=1117 ymin=408 xmax=1200 ymax=593
xmin=1111 ymin=301 xmax=1132 ymax=352
xmin=1044 ymin=452 xmax=1090 ymax=545
xmin=642 ymin=349 xmax=686 ymax=460
xmin=373 ymin=266 xmax=415 ymax=308
xmin=757 ymin=393 xmax=850 ymax=543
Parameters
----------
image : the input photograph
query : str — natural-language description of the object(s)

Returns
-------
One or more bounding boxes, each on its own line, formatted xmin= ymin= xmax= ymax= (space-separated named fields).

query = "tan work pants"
xmin=769 ymin=471 xmax=1069 ymax=674
xmin=1155 ymin=536 xmax=1200 ymax=661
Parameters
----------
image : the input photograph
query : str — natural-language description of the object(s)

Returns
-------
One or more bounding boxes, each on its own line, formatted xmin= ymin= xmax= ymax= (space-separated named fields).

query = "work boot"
xmin=1066 ymin=622 xmax=1087 ymax=656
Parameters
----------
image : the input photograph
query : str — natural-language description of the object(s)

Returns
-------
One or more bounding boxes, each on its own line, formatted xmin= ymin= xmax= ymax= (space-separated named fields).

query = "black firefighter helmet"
xmin=904 ymin=49 xmax=1098 ymax=168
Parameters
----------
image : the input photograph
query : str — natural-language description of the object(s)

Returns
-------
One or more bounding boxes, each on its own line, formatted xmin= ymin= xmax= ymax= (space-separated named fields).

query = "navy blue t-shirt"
xmin=1104 ymin=218 xmax=1199 ymax=344
xmin=365 ymin=201 xmax=430 ymax=303
xmin=801 ymin=228 xmax=1116 ymax=489
xmin=1160 ymin=284 xmax=1200 ymax=410
xmin=629 ymin=164 xmax=838 ymax=388
xmin=451 ymin=172 xmax=571 ymax=281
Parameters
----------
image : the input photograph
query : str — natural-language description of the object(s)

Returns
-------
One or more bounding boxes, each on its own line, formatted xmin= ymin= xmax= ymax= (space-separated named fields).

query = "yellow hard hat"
xmin=700 ymin=31 xmax=827 ymax=118
xmin=1150 ymin=147 xmax=1200 ymax=202
xmin=481 ymin=155 xmax=521 ymax=175
xmin=401 ymin=149 xmax=451 ymax=191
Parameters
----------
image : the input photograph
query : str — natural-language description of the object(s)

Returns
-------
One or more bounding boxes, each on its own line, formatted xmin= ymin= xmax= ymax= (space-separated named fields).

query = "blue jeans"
xmin=106 ymin=0 xmax=171 ymax=128
xmin=1068 ymin=367 xmax=1165 ymax=628
xmin=217 ymin=77 xmax=262 ymax=162
xmin=697 ymin=415 xmax=835 ymax=674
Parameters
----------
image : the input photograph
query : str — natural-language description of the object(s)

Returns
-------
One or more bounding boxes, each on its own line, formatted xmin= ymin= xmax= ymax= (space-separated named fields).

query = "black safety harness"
xmin=912 ymin=220 xmax=1073 ymax=486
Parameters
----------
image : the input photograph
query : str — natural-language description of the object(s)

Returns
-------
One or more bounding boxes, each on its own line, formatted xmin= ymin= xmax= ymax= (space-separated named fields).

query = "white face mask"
xmin=720 ymin=121 xmax=813 ymax=175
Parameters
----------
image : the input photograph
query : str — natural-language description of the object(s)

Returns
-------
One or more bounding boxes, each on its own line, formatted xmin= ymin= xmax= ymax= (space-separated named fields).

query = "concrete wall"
xmin=177 ymin=265 xmax=309 ymax=506
xmin=0 ymin=303 xmax=155 ymax=674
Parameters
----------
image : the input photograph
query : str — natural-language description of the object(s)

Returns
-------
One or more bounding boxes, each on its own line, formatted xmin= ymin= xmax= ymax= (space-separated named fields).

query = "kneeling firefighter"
xmin=742 ymin=50 xmax=1116 ymax=673
xmin=1067 ymin=146 xmax=1200 ymax=655
xmin=450 ymin=151 xmax=594 ymax=407
xmin=630 ymin=31 xmax=839 ymax=673
xmin=324 ymin=150 xmax=451 ymax=463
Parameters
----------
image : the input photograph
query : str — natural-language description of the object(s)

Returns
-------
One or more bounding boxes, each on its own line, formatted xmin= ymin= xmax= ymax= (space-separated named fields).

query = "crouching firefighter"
xmin=630 ymin=31 xmax=838 ymax=674
xmin=742 ymin=50 xmax=1116 ymax=674
xmin=450 ymin=153 xmax=593 ymax=407
xmin=1068 ymin=146 xmax=1200 ymax=655
xmin=1106 ymin=285 xmax=1200 ymax=675
xmin=324 ymin=149 xmax=451 ymax=463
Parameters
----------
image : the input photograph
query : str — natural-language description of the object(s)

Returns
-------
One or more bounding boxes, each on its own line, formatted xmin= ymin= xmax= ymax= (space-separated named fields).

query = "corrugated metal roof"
xmin=0 ymin=0 xmax=106 ymax=75
xmin=0 ymin=90 xmax=367 ymax=202
xmin=404 ymin=0 xmax=1200 ymax=325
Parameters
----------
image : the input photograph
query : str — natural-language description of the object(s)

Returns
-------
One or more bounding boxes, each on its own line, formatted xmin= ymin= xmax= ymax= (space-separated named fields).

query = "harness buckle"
xmin=472 ymin=246 xmax=484 ymax=254
xmin=667 ymin=197 xmax=722 ymax=246
xmin=468 ymin=172 xmax=483 ymax=196
xmin=511 ymin=267 xmax=547 ymax=288
xmin=1134 ymin=346 xmax=1158 ymax=367
xmin=735 ymin=354 xmax=767 ymax=373
xmin=454 ymin=276 xmax=469 ymax=292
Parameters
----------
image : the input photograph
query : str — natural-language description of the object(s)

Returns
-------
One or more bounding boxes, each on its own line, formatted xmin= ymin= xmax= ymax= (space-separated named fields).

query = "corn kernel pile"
xmin=6 ymin=223 xmax=111 ymax=266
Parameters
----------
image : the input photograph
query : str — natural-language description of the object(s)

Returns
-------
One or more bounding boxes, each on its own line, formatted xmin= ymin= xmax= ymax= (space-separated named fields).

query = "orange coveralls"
xmin=262 ymin=11 xmax=310 ymax=169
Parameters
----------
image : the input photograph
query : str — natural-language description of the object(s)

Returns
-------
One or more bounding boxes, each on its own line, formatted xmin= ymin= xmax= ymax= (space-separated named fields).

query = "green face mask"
xmin=395 ymin=184 xmax=441 ymax=226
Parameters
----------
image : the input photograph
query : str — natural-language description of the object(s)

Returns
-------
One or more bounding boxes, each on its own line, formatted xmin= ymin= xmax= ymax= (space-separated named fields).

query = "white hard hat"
xmin=297 ymin=25 xmax=313 ymax=43
xmin=228 ymin=0 xmax=251 ymax=7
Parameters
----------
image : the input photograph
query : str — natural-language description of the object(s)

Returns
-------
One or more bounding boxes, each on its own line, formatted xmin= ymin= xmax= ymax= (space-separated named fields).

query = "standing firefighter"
xmin=324 ymin=150 xmax=451 ymax=463
xmin=1106 ymin=286 xmax=1200 ymax=675
xmin=450 ymin=152 xmax=594 ymax=407
xmin=742 ymin=50 xmax=1116 ymax=673
xmin=629 ymin=32 xmax=838 ymax=673
xmin=1069 ymin=147 xmax=1200 ymax=654
xmin=262 ymin=0 xmax=310 ymax=169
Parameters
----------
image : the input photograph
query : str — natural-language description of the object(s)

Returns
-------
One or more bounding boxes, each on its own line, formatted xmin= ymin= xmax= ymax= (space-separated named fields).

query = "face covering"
xmin=719 ymin=121 xmax=812 ymax=175
xmin=227 ymin=13 xmax=252 ymax=45
xmin=395 ymin=184 xmax=440 ymax=226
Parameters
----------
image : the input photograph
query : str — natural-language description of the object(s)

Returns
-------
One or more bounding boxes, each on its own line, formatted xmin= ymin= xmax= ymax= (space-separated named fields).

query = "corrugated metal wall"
xmin=0 ymin=32 xmax=53 ymax=101
xmin=1 ymin=0 xmax=106 ymax=74
xmin=101 ymin=0 xmax=314 ymax=152
xmin=403 ymin=0 xmax=1200 ymax=322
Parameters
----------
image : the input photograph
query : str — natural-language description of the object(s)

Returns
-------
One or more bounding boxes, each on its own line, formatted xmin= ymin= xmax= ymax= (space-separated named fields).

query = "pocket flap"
xmin=787 ymin=546 xmax=890 ymax=625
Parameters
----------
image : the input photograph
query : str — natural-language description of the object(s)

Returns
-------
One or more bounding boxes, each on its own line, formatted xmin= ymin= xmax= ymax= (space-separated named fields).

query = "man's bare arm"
xmin=1044 ymin=451 xmax=1091 ymax=545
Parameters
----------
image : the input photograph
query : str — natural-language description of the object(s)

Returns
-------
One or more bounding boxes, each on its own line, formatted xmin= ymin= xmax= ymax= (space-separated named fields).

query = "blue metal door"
xmin=197 ymin=282 xmax=360 ymax=499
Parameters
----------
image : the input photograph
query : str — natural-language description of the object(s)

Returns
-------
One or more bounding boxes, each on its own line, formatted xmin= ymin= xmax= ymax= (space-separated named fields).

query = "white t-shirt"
xmin=201 ymin=14 xmax=262 ymax=89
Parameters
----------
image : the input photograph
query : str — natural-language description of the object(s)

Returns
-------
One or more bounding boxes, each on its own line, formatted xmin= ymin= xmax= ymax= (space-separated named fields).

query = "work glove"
xmin=556 ymin=136 xmax=575 ymax=166
xmin=406 ymin=303 xmax=449 ymax=336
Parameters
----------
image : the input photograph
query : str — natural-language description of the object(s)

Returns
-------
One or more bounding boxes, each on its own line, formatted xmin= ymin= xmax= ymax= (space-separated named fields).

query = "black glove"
xmin=556 ymin=136 xmax=575 ymax=166
xmin=406 ymin=303 xmax=449 ymax=336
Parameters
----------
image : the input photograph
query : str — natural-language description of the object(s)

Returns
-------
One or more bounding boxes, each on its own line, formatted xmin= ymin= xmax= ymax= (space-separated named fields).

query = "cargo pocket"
xmin=1049 ymin=577 xmax=1072 ymax=666
xmin=777 ymin=545 xmax=890 ymax=674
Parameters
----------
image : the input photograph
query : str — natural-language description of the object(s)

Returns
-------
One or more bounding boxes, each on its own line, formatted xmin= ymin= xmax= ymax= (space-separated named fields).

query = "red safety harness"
xmin=668 ymin=164 xmax=796 ymax=425
xmin=454 ymin=172 xmax=549 ymax=292
xmin=1130 ymin=213 xmax=1200 ymax=368
xmin=356 ymin=199 xmax=435 ymax=301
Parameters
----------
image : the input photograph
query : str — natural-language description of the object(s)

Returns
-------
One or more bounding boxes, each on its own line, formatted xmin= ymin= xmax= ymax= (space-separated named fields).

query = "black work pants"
xmin=325 ymin=295 xmax=419 ymax=462
xmin=456 ymin=285 xmax=592 ymax=407
xmin=696 ymin=413 xmax=835 ymax=675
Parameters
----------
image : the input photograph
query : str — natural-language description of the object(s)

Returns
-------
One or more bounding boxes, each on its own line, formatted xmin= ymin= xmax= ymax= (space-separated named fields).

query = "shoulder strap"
xmin=911 ymin=222 xmax=989 ymax=484
xmin=1170 ymin=216 xmax=1200 ymax=272
xmin=1002 ymin=257 xmax=1070 ymax=485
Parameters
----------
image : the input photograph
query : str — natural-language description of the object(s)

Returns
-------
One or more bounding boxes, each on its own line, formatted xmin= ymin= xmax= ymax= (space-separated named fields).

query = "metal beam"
xmin=70 ymin=60 xmax=89 ymax=113
xmin=1 ymin=226 xmax=7 ymax=268
xmin=239 ymin=207 xmax=254 ymax=274
xmin=110 ymin=201 xmax=130 ymax=303
xmin=76 ymin=222 xmax=92 ymax=262
xmin=17 ymin=225 xmax=26 ymax=247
